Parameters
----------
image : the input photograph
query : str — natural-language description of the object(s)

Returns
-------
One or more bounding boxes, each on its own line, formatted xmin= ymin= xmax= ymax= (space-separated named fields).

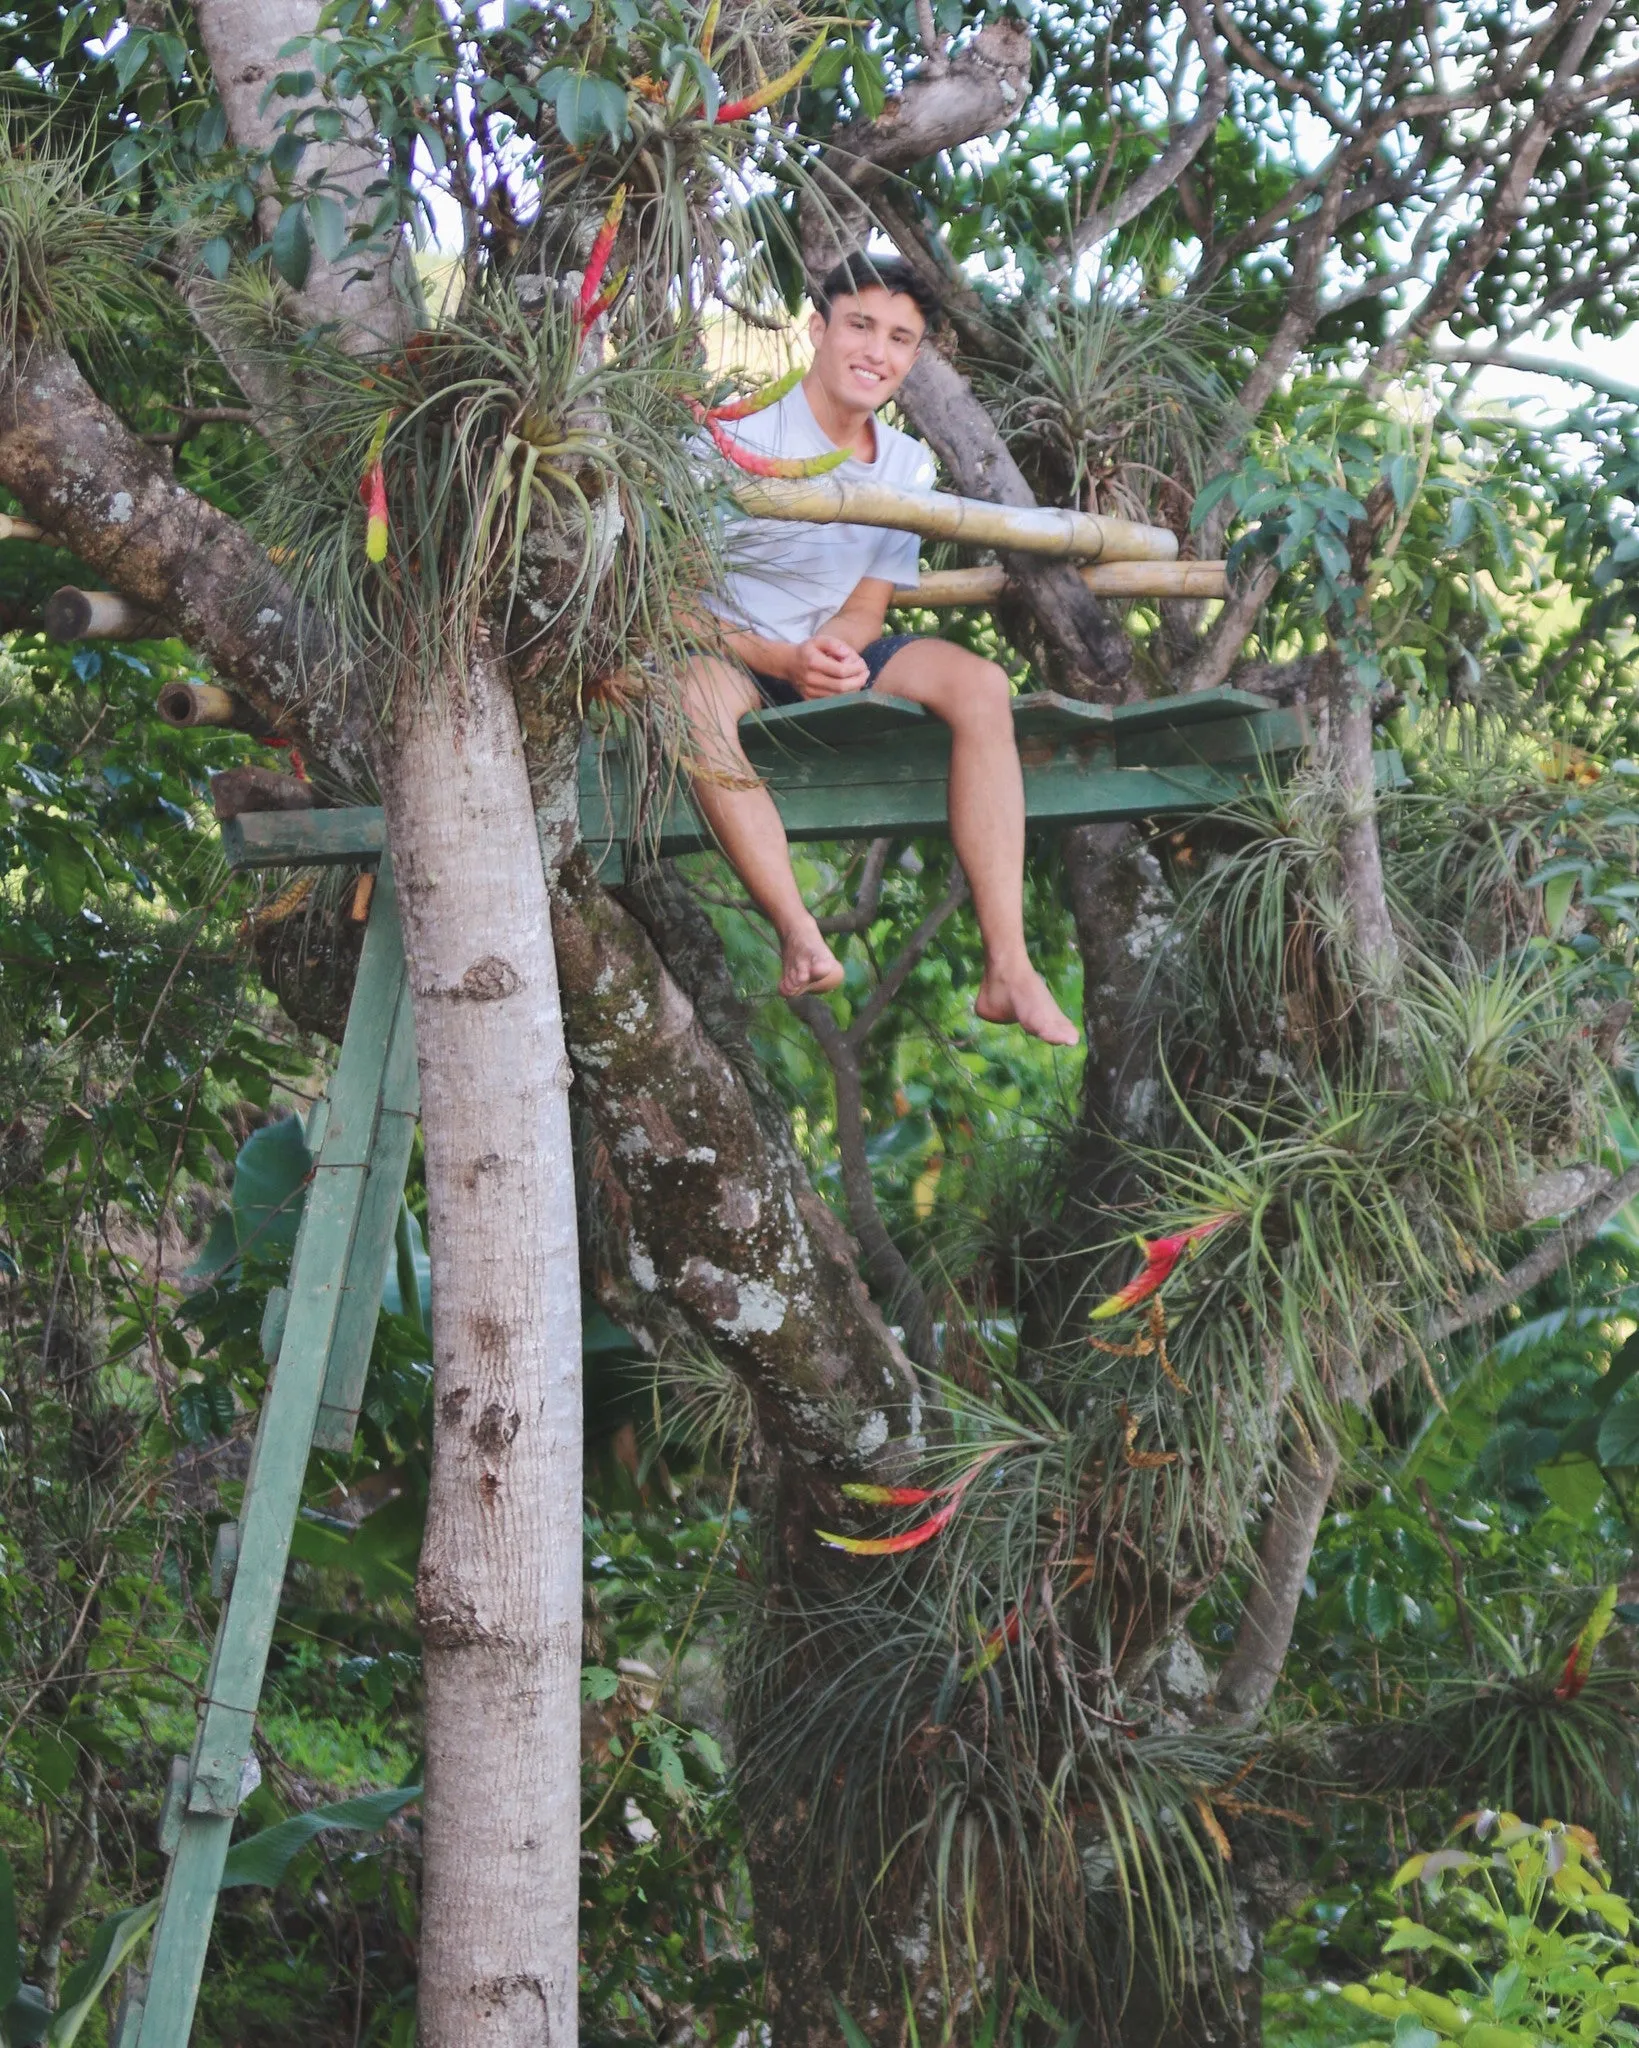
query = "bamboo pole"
xmin=894 ymin=560 xmax=1229 ymax=606
xmin=156 ymin=680 xmax=278 ymax=738
xmin=43 ymin=587 xmax=165 ymax=642
xmin=732 ymin=477 xmax=1179 ymax=563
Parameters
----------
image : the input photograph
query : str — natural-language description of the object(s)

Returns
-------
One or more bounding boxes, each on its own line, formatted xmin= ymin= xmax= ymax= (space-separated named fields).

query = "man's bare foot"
xmin=975 ymin=966 xmax=1079 ymax=1046
xmin=778 ymin=920 xmax=846 ymax=999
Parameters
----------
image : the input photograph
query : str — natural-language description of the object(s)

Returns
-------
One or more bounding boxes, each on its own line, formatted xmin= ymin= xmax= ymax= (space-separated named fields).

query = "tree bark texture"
xmin=1215 ymin=1436 xmax=1340 ymax=1721
xmin=551 ymin=852 xmax=918 ymax=1482
xmin=378 ymin=651 xmax=583 ymax=2048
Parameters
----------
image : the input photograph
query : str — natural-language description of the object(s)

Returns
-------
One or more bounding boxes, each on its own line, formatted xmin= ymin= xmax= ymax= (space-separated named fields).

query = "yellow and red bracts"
xmin=1556 ymin=1583 xmax=1617 ymax=1701
xmin=578 ymin=187 xmax=626 ymax=332
xmin=1089 ymin=1213 xmax=1236 ymax=1322
xmin=713 ymin=34 xmax=825 ymax=122
xmin=703 ymin=361 xmax=804 ymax=422
xmin=360 ymin=409 xmax=393 ymax=564
xmin=819 ymin=1447 xmax=1002 ymax=1556
xmin=706 ymin=414 xmax=847 ymax=479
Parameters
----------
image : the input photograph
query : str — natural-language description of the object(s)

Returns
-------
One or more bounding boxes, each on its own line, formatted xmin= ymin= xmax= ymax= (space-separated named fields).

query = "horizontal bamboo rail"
xmin=43 ymin=587 xmax=164 ymax=642
xmin=894 ymin=560 xmax=1228 ymax=606
xmin=732 ymin=477 xmax=1178 ymax=564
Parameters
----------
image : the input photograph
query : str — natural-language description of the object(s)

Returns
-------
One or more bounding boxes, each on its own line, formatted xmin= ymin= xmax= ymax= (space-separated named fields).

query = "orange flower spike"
xmin=706 ymin=361 xmax=805 ymax=423
xmin=817 ymin=1497 xmax=960 ymax=1556
xmin=714 ymin=33 xmax=826 ymax=122
xmin=578 ymin=187 xmax=627 ymax=331
xmin=1089 ymin=1213 xmax=1235 ymax=1322
xmin=708 ymin=416 xmax=847 ymax=478
xmin=359 ymin=409 xmax=393 ymax=565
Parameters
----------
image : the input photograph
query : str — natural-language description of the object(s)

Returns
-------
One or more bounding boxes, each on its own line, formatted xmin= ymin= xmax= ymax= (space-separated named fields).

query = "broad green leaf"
xmin=1543 ymin=870 xmax=1578 ymax=934
xmin=1535 ymin=1454 xmax=1605 ymax=1518
xmin=269 ymin=202 xmax=312 ymax=289
xmin=231 ymin=1113 xmax=311 ymax=1258
xmin=581 ymin=1665 xmax=621 ymax=1702
xmin=219 ymin=1786 xmax=421 ymax=1890
xmin=306 ymin=192 xmax=348 ymax=261
xmin=46 ymin=1901 xmax=158 ymax=2045
xmin=1597 ymin=1393 xmax=1639 ymax=1468
xmin=199 ymin=235 xmax=232 ymax=281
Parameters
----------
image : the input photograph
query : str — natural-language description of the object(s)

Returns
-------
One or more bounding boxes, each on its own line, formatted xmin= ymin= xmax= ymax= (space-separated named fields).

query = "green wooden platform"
xmin=127 ymin=684 xmax=1395 ymax=2042
xmin=221 ymin=686 xmax=1348 ymax=877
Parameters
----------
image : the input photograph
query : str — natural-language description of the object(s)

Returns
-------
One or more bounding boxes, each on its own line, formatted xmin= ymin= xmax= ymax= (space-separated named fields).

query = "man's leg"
xmin=872 ymin=641 xmax=1078 ymax=1046
xmin=679 ymin=655 xmax=845 ymax=997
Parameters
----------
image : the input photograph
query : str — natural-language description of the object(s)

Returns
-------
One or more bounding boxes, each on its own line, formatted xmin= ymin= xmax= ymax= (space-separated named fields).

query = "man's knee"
xmin=942 ymin=652 xmax=1013 ymax=729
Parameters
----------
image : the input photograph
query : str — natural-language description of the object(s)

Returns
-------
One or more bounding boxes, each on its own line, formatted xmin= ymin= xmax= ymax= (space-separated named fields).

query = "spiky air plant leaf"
xmin=0 ymin=127 xmax=156 ymax=358
xmin=971 ymin=273 xmax=1235 ymax=525
xmin=247 ymin=281 xmax=726 ymax=728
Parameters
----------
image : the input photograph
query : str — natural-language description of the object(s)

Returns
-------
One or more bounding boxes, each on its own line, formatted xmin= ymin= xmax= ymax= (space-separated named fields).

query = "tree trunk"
xmin=376 ymin=646 xmax=582 ymax=2048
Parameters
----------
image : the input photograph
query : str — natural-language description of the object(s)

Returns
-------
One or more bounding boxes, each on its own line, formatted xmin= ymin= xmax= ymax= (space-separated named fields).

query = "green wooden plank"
xmin=221 ymin=806 xmax=385 ymax=870
xmin=1111 ymin=686 xmax=1271 ymax=734
xmin=313 ymin=885 xmax=420 ymax=1452
xmin=1117 ymin=705 xmax=1308 ymax=771
xmin=1011 ymin=693 xmax=1116 ymax=744
xmin=742 ymin=694 xmax=929 ymax=752
xmin=134 ymin=871 xmax=405 ymax=2048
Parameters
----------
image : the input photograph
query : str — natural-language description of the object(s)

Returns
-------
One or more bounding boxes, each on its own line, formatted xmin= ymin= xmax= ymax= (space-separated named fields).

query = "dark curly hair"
xmin=814 ymin=253 xmax=942 ymax=332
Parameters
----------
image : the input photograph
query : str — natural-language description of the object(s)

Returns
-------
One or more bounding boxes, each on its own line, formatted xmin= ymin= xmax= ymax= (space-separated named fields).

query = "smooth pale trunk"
xmin=376 ymin=651 xmax=582 ymax=2047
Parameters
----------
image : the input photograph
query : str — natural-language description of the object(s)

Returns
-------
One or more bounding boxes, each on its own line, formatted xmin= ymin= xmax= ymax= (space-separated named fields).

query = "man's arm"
xmin=715 ymin=577 xmax=896 ymax=696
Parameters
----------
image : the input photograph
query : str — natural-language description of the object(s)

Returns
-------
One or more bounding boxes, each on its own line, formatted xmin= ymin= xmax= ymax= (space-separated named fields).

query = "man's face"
xmin=807 ymin=286 xmax=926 ymax=412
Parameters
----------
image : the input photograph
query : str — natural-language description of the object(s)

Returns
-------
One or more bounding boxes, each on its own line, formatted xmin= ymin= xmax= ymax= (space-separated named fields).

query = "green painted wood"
xmin=221 ymin=806 xmax=385 ymax=868
xmin=134 ymin=873 xmax=408 ymax=2048
xmin=314 ymin=876 xmax=420 ymax=1452
xmin=1110 ymin=686 xmax=1272 ymax=734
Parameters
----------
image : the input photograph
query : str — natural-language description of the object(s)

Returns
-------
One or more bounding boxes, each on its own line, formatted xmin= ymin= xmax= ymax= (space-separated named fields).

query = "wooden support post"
xmin=732 ymin=476 xmax=1179 ymax=563
xmin=895 ymin=561 xmax=1230 ymax=606
xmin=42 ymin=587 xmax=165 ymax=642
xmin=132 ymin=873 xmax=413 ymax=2047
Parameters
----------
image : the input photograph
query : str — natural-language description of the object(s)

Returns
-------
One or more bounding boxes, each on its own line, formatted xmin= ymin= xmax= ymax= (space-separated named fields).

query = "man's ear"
xmin=807 ymin=307 xmax=827 ymax=351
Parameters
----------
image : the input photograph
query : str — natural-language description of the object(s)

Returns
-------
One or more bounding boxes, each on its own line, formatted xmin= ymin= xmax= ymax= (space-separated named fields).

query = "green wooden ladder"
xmin=116 ymin=860 xmax=419 ymax=2046
xmin=119 ymin=685 xmax=1387 ymax=2041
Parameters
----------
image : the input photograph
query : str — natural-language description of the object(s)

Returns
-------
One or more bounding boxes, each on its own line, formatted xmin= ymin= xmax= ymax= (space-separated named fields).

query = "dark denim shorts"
xmin=750 ymin=633 xmax=923 ymax=709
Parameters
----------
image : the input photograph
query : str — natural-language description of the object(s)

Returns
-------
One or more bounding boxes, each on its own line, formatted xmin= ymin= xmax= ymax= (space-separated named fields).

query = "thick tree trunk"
xmin=377 ymin=648 xmax=582 ymax=2048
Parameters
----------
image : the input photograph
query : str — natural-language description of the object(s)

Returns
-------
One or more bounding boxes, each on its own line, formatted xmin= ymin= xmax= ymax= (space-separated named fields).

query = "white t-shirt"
xmin=704 ymin=382 xmax=936 ymax=646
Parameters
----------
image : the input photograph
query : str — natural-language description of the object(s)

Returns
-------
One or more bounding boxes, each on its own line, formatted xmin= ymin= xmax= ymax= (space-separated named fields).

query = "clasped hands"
xmin=780 ymin=635 xmax=870 ymax=698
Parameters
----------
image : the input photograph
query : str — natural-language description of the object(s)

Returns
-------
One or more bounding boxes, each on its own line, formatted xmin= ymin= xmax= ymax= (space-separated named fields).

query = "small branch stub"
xmin=0 ymin=514 xmax=47 ymax=542
xmin=43 ymin=587 xmax=167 ymax=642
xmin=158 ymin=680 xmax=277 ymax=738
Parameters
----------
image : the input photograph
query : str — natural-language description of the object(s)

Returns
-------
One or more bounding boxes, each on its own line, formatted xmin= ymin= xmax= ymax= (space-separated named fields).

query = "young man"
xmin=686 ymin=253 xmax=1078 ymax=1048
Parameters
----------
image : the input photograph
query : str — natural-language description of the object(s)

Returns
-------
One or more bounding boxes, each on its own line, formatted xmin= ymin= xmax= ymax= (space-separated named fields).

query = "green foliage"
xmin=1331 ymin=1814 xmax=1639 ymax=2048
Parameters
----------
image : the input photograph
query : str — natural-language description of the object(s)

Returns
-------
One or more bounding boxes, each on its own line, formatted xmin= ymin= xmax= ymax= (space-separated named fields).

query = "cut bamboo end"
xmin=896 ymin=561 xmax=1230 ymax=606
xmin=0 ymin=514 xmax=47 ymax=543
xmin=732 ymin=477 xmax=1179 ymax=564
xmin=43 ymin=586 xmax=164 ymax=642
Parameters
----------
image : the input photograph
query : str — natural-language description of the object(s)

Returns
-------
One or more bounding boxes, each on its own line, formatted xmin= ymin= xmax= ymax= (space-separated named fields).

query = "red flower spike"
xmin=1556 ymin=1583 xmax=1617 ymax=1700
xmin=714 ymin=34 xmax=826 ymax=122
xmin=578 ymin=188 xmax=627 ymax=331
xmin=708 ymin=415 xmax=848 ymax=479
xmin=706 ymin=362 xmax=805 ymax=423
xmin=1089 ymin=1213 xmax=1235 ymax=1322
xmin=840 ymin=1482 xmax=940 ymax=1506
xmin=818 ymin=1497 xmax=960 ymax=1556
xmin=360 ymin=409 xmax=393 ymax=565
